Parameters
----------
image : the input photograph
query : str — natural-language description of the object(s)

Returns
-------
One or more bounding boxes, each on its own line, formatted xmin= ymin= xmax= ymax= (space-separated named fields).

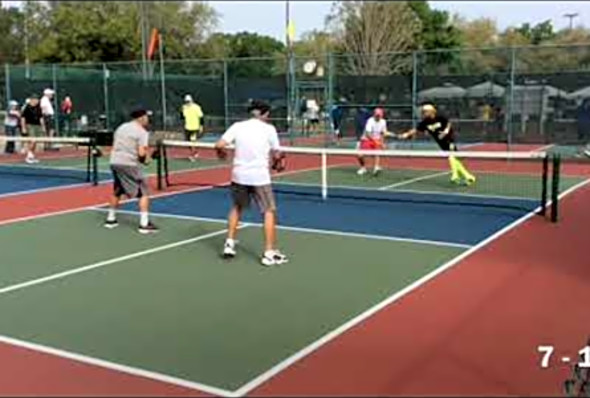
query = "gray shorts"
xmin=231 ymin=183 xmax=276 ymax=213
xmin=111 ymin=165 xmax=149 ymax=198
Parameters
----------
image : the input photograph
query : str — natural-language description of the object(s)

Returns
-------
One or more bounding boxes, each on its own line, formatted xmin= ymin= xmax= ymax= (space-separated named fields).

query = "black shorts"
xmin=43 ymin=116 xmax=54 ymax=132
xmin=111 ymin=165 xmax=149 ymax=198
xmin=185 ymin=129 xmax=202 ymax=142
xmin=437 ymin=140 xmax=457 ymax=151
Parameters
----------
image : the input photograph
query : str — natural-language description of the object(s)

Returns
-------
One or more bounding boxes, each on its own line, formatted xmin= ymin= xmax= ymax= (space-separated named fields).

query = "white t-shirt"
xmin=221 ymin=118 xmax=280 ymax=186
xmin=40 ymin=96 xmax=54 ymax=116
xmin=364 ymin=117 xmax=387 ymax=139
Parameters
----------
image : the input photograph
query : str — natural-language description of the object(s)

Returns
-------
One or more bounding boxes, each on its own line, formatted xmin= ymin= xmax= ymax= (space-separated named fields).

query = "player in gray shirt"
xmin=104 ymin=107 xmax=158 ymax=234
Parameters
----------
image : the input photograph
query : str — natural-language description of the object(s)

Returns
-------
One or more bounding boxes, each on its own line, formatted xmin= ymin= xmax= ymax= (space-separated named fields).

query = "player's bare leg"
xmin=357 ymin=155 xmax=367 ymax=175
xmin=224 ymin=206 xmax=241 ymax=258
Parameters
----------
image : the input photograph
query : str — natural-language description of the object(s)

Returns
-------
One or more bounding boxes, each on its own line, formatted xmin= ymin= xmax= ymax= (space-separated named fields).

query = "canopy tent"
xmin=466 ymin=81 xmax=505 ymax=98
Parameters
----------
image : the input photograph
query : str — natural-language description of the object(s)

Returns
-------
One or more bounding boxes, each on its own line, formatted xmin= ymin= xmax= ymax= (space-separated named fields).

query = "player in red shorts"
xmin=357 ymin=108 xmax=389 ymax=175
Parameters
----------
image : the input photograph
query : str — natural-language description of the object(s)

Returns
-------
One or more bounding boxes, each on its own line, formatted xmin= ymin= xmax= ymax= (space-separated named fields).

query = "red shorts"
xmin=359 ymin=138 xmax=384 ymax=150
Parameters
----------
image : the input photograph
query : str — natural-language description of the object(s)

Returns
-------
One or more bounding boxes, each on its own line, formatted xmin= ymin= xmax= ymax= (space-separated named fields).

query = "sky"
xmin=210 ymin=1 xmax=588 ymax=41
xmin=2 ymin=0 xmax=588 ymax=41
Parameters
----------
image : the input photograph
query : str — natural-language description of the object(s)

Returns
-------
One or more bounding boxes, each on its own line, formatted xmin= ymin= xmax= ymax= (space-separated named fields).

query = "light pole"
xmin=563 ymin=13 xmax=579 ymax=30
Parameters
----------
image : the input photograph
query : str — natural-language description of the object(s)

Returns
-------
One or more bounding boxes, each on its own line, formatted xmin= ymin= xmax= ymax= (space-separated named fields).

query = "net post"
xmin=156 ymin=139 xmax=163 ymax=191
xmin=540 ymin=153 xmax=548 ymax=217
xmin=91 ymin=137 xmax=99 ymax=186
xmin=163 ymin=142 xmax=170 ymax=188
xmin=321 ymin=150 xmax=327 ymax=200
xmin=550 ymin=154 xmax=561 ymax=223
xmin=86 ymin=138 xmax=92 ymax=183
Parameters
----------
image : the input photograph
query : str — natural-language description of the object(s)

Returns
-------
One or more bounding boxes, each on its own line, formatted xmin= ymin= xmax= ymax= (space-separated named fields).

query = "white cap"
xmin=8 ymin=100 xmax=18 ymax=107
xmin=184 ymin=94 xmax=193 ymax=102
xmin=44 ymin=88 xmax=55 ymax=96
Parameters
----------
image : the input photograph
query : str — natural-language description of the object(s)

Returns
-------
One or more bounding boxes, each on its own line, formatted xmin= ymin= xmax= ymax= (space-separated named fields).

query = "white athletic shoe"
xmin=261 ymin=250 xmax=289 ymax=266
xmin=223 ymin=240 xmax=236 ymax=258
xmin=357 ymin=167 xmax=367 ymax=176
xmin=584 ymin=149 xmax=590 ymax=158
xmin=373 ymin=166 xmax=383 ymax=175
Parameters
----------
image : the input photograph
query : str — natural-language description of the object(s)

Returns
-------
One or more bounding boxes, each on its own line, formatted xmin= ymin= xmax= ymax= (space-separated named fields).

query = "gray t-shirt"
xmin=110 ymin=121 xmax=149 ymax=166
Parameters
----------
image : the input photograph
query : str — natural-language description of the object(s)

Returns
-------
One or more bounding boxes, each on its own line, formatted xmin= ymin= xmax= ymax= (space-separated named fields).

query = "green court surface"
xmin=0 ymin=210 xmax=463 ymax=391
xmin=276 ymin=166 xmax=585 ymax=199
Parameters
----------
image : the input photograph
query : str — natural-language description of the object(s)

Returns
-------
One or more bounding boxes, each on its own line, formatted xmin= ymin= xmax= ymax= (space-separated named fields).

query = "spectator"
xmin=21 ymin=94 xmax=45 ymax=164
xmin=41 ymin=88 xmax=56 ymax=143
xmin=3 ymin=100 xmax=21 ymax=154
xmin=61 ymin=95 xmax=73 ymax=136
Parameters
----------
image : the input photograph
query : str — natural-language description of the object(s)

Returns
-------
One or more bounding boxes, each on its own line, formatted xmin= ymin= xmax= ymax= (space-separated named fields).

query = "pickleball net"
xmin=0 ymin=136 xmax=99 ymax=185
xmin=156 ymin=139 xmax=561 ymax=222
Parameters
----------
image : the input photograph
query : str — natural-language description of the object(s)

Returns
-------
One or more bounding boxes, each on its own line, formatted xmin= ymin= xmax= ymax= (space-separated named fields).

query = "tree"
xmin=453 ymin=17 xmax=508 ymax=73
xmin=408 ymin=1 xmax=462 ymax=51
xmin=293 ymin=30 xmax=336 ymax=58
xmin=326 ymin=1 xmax=421 ymax=75
xmin=407 ymin=1 xmax=463 ymax=71
xmin=198 ymin=32 xmax=286 ymax=77
xmin=29 ymin=1 xmax=218 ymax=63
xmin=514 ymin=20 xmax=556 ymax=45
xmin=0 ymin=6 xmax=25 ymax=64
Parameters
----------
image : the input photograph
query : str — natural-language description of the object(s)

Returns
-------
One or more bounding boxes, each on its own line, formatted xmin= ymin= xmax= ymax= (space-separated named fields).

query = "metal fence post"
xmin=223 ymin=59 xmax=229 ymax=130
xmin=327 ymin=52 xmax=334 ymax=136
xmin=507 ymin=46 xmax=516 ymax=151
xmin=4 ymin=64 xmax=11 ymax=107
xmin=52 ymin=64 xmax=59 ymax=136
xmin=103 ymin=63 xmax=110 ymax=131
xmin=411 ymin=50 xmax=418 ymax=130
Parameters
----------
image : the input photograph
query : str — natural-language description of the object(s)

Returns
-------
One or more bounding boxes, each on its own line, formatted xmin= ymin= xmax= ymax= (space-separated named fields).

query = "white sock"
xmin=26 ymin=151 xmax=34 ymax=159
xmin=264 ymin=250 xmax=275 ymax=258
xmin=140 ymin=212 xmax=149 ymax=227
xmin=225 ymin=238 xmax=235 ymax=247
xmin=107 ymin=209 xmax=116 ymax=221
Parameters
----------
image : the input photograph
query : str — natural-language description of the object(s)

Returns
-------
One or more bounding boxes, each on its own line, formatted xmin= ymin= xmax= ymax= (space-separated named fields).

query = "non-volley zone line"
xmin=90 ymin=207 xmax=472 ymax=250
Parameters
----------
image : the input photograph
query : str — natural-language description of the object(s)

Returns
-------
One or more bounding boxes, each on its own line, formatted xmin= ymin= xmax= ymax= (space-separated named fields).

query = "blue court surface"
xmin=119 ymin=185 xmax=539 ymax=247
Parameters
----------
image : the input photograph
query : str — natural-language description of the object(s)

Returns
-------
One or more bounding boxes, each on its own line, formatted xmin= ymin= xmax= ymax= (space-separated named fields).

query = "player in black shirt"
xmin=398 ymin=102 xmax=476 ymax=185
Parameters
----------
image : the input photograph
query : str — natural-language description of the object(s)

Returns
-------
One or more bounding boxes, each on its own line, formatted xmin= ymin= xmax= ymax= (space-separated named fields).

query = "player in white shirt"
xmin=357 ymin=108 xmax=389 ymax=175
xmin=215 ymin=100 xmax=289 ymax=266
xmin=40 ymin=88 xmax=56 ymax=139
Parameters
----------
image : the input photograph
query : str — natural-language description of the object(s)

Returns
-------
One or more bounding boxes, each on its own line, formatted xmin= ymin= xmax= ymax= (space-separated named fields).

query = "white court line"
xmin=0 ymin=181 xmax=106 ymax=200
xmin=534 ymin=144 xmax=555 ymax=152
xmin=378 ymin=171 xmax=449 ymax=191
xmin=90 ymin=208 xmax=472 ymax=250
xmin=0 ymin=335 xmax=236 ymax=397
xmin=230 ymin=176 xmax=590 ymax=397
xmin=0 ymin=161 xmax=335 ymax=229
xmin=0 ymin=227 xmax=239 ymax=296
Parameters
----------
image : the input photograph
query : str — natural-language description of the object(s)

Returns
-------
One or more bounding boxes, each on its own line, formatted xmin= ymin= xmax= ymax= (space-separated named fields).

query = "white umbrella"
xmin=466 ymin=81 xmax=505 ymax=98
xmin=418 ymin=83 xmax=466 ymax=99
xmin=512 ymin=85 xmax=567 ymax=97
xmin=566 ymin=86 xmax=590 ymax=100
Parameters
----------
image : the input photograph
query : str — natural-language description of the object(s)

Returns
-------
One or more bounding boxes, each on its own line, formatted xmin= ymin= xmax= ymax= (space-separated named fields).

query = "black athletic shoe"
xmin=104 ymin=219 xmax=119 ymax=229
xmin=138 ymin=222 xmax=159 ymax=234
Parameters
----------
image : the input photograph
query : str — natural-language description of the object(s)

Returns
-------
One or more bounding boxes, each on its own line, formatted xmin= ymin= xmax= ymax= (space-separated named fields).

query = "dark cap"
xmin=247 ymin=99 xmax=271 ymax=115
xmin=130 ymin=106 xmax=152 ymax=119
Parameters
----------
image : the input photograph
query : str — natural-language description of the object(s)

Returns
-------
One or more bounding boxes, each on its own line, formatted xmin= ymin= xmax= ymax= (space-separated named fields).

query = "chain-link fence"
xmin=3 ymin=43 xmax=590 ymax=149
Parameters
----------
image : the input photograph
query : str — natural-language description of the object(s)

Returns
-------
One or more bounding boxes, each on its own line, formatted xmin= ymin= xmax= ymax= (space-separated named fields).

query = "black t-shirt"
xmin=417 ymin=115 xmax=455 ymax=146
xmin=22 ymin=104 xmax=43 ymax=126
